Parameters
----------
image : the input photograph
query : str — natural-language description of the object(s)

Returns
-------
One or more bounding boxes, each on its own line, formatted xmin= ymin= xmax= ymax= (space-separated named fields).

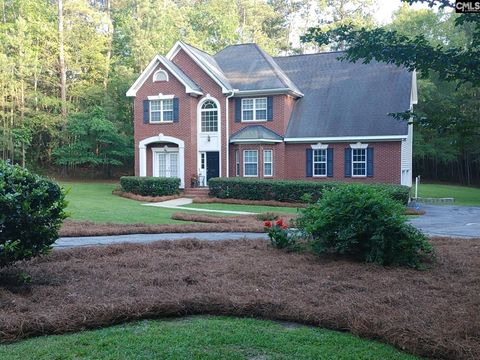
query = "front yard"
xmin=417 ymin=183 xmax=480 ymax=206
xmin=0 ymin=237 xmax=478 ymax=359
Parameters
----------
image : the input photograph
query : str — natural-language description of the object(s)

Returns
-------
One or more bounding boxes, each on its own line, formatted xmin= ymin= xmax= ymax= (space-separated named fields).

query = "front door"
xmin=206 ymin=151 xmax=219 ymax=181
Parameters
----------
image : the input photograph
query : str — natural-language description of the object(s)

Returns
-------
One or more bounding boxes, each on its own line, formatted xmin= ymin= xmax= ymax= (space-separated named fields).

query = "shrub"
xmin=264 ymin=219 xmax=296 ymax=249
xmin=296 ymin=184 xmax=433 ymax=268
xmin=208 ymin=178 xmax=410 ymax=205
xmin=120 ymin=176 xmax=180 ymax=196
xmin=256 ymin=212 xmax=279 ymax=221
xmin=0 ymin=162 xmax=67 ymax=268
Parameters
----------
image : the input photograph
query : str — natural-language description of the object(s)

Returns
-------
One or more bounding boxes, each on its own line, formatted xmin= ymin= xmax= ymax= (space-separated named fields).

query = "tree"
xmin=301 ymin=0 xmax=480 ymax=184
xmin=53 ymin=106 xmax=132 ymax=176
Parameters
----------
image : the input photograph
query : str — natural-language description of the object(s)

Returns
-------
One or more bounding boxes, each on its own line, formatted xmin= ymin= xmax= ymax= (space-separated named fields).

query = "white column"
xmin=139 ymin=145 xmax=147 ymax=176
xmin=179 ymin=144 xmax=185 ymax=188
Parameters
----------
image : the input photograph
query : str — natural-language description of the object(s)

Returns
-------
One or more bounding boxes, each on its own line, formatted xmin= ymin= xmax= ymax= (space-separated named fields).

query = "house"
xmin=127 ymin=41 xmax=416 ymax=189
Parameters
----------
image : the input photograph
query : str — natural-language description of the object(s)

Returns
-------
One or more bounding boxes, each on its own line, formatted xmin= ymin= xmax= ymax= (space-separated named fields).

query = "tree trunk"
xmin=58 ymin=0 xmax=67 ymax=119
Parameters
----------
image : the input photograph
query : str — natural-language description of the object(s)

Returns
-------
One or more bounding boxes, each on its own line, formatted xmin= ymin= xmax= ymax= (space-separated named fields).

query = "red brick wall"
xmin=284 ymin=142 xmax=402 ymax=184
xmin=229 ymin=94 xmax=296 ymax=137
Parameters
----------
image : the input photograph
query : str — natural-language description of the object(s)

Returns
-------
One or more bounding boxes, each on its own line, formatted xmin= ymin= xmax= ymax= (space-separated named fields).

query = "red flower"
xmin=275 ymin=219 xmax=288 ymax=230
xmin=264 ymin=221 xmax=273 ymax=228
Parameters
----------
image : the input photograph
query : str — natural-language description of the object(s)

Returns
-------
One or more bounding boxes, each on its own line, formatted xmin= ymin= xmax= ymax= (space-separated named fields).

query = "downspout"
xmin=225 ymin=89 xmax=237 ymax=177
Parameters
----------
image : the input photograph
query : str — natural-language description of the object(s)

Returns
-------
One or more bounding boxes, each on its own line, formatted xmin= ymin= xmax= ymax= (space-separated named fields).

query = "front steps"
xmin=183 ymin=187 xmax=210 ymax=199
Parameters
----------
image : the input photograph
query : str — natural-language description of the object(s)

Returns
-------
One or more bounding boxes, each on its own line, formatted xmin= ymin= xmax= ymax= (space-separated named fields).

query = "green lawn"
xmin=183 ymin=202 xmax=300 ymax=214
xmin=60 ymin=182 xmax=299 ymax=224
xmin=0 ymin=317 xmax=419 ymax=360
xmin=60 ymin=182 xmax=188 ymax=224
xmin=417 ymin=183 xmax=480 ymax=206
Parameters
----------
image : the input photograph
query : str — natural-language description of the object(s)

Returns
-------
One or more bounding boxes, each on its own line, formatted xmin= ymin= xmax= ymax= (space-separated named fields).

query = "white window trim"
xmin=152 ymin=147 xmax=180 ymax=178
xmin=241 ymin=97 xmax=268 ymax=122
xmin=349 ymin=142 xmax=368 ymax=149
xmin=147 ymin=93 xmax=174 ymax=100
xmin=149 ymin=99 xmax=174 ymax=124
xmin=152 ymin=69 xmax=169 ymax=82
xmin=351 ymin=147 xmax=367 ymax=178
xmin=311 ymin=143 xmax=328 ymax=150
xmin=263 ymin=150 xmax=273 ymax=177
xmin=243 ymin=150 xmax=258 ymax=177
xmin=312 ymin=149 xmax=327 ymax=177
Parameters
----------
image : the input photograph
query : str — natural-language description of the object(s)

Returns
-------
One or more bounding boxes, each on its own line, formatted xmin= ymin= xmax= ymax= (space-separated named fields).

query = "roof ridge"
xmin=274 ymin=50 xmax=346 ymax=59
xmin=181 ymin=41 xmax=213 ymax=56
xmin=253 ymin=44 xmax=291 ymax=90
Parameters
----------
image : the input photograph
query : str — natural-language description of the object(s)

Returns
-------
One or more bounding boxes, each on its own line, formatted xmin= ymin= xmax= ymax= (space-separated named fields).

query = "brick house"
xmin=127 ymin=41 xmax=416 ymax=189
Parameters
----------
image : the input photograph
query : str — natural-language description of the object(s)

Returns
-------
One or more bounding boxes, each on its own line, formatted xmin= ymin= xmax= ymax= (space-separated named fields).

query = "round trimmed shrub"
xmin=0 ymin=162 xmax=67 ymax=268
xmin=296 ymin=184 xmax=433 ymax=268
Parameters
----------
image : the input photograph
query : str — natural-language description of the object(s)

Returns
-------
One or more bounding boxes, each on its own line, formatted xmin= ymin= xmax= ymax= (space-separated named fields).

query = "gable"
xmin=126 ymin=55 xmax=202 ymax=97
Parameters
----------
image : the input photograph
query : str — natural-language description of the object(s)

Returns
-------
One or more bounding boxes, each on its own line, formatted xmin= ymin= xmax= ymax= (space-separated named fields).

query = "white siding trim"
xmin=285 ymin=135 xmax=406 ymax=143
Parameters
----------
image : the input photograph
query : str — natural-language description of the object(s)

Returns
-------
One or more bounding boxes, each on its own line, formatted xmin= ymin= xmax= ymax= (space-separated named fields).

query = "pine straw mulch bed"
xmin=192 ymin=197 xmax=307 ymax=208
xmin=111 ymin=190 xmax=183 ymax=203
xmin=59 ymin=213 xmax=297 ymax=237
xmin=1 ymin=237 xmax=479 ymax=359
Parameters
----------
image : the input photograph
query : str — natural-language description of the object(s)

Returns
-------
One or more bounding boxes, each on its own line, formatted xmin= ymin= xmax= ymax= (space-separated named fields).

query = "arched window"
xmin=200 ymin=100 xmax=218 ymax=132
xmin=153 ymin=69 xmax=168 ymax=82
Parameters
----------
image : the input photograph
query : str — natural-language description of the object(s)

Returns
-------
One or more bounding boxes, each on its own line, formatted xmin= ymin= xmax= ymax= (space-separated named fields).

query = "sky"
xmin=375 ymin=0 xmax=430 ymax=24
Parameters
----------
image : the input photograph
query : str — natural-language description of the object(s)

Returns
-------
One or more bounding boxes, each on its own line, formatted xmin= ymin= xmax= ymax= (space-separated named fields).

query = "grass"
xmin=60 ymin=181 xmax=300 ymax=224
xmin=417 ymin=183 xmax=480 ymax=206
xmin=60 ymin=182 xmax=188 ymax=224
xmin=182 ymin=202 xmax=300 ymax=214
xmin=0 ymin=317 xmax=419 ymax=360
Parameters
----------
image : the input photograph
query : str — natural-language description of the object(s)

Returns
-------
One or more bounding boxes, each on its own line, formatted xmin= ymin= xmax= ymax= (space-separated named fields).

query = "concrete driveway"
xmin=409 ymin=204 xmax=480 ymax=238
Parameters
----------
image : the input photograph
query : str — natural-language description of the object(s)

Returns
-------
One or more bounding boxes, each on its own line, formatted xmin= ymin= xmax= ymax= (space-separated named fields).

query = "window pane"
xmin=255 ymin=98 xmax=267 ymax=109
xmin=150 ymin=100 xmax=161 ymax=111
xmin=256 ymin=109 xmax=267 ymax=120
xmin=264 ymin=163 xmax=272 ymax=176
xmin=242 ymin=99 xmax=253 ymax=110
xmin=201 ymin=110 xmax=218 ymax=132
xmin=243 ymin=110 xmax=253 ymax=121
xmin=162 ymin=99 xmax=173 ymax=111
xmin=158 ymin=153 xmax=166 ymax=177
xmin=352 ymin=149 xmax=366 ymax=176
xmin=264 ymin=150 xmax=272 ymax=162
xmin=169 ymin=153 xmax=178 ymax=178
xmin=163 ymin=110 xmax=173 ymax=121
xmin=245 ymin=164 xmax=257 ymax=176
xmin=151 ymin=112 xmax=161 ymax=122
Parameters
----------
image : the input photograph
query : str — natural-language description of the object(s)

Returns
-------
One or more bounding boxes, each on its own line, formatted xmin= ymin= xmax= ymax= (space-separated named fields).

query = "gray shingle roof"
xmin=214 ymin=44 xmax=302 ymax=94
xmin=159 ymin=55 xmax=202 ymax=93
xmin=230 ymin=125 xmax=283 ymax=143
xmin=274 ymin=52 xmax=412 ymax=138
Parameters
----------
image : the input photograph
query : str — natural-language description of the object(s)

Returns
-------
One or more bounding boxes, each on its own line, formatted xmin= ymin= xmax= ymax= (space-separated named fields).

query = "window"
xmin=200 ymin=152 xmax=206 ymax=170
xmin=235 ymin=150 xmax=240 ymax=176
xmin=352 ymin=148 xmax=367 ymax=176
xmin=157 ymin=152 xmax=178 ymax=178
xmin=153 ymin=69 xmax=168 ymax=82
xmin=313 ymin=149 xmax=327 ymax=176
xmin=243 ymin=150 xmax=258 ymax=177
xmin=150 ymin=99 xmax=173 ymax=123
xmin=201 ymin=100 xmax=218 ymax=132
xmin=242 ymin=98 xmax=267 ymax=121
xmin=263 ymin=150 xmax=273 ymax=177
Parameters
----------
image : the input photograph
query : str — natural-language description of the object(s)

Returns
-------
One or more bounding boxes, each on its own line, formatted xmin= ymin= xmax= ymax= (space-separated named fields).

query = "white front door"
xmin=154 ymin=151 xmax=179 ymax=178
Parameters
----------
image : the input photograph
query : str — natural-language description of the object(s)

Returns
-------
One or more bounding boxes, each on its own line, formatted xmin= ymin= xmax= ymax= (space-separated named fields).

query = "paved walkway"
xmin=408 ymin=204 xmax=480 ymax=238
xmin=55 ymin=232 xmax=268 ymax=248
xmin=142 ymin=198 xmax=256 ymax=215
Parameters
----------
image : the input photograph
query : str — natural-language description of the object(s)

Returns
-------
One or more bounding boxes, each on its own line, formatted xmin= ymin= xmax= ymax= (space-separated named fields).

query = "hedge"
xmin=208 ymin=178 xmax=410 ymax=205
xmin=120 ymin=176 xmax=180 ymax=197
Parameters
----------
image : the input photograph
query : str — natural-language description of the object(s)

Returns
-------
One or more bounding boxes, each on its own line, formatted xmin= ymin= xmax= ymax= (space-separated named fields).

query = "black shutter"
xmin=267 ymin=96 xmax=273 ymax=121
xmin=235 ymin=98 xmax=241 ymax=122
xmin=143 ymin=100 xmax=149 ymax=124
xmin=344 ymin=148 xmax=352 ymax=177
xmin=327 ymin=148 xmax=333 ymax=177
xmin=367 ymin=147 xmax=374 ymax=177
xmin=306 ymin=149 xmax=313 ymax=177
xmin=173 ymin=98 xmax=179 ymax=122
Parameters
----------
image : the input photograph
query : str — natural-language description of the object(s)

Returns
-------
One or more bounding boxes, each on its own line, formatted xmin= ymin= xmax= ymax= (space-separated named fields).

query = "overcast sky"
xmin=375 ymin=0 xmax=430 ymax=24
